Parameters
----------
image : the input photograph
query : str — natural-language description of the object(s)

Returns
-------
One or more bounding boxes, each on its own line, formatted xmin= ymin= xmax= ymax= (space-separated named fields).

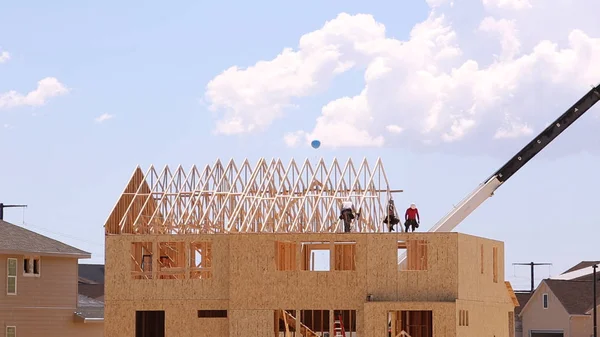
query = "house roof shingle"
xmin=0 ymin=220 xmax=90 ymax=257
xmin=545 ymin=279 xmax=600 ymax=315
xmin=562 ymin=261 xmax=600 ymax=275
xmin=78 ymin=264 xmax=105 ymax=284
xmin=75 ymin=294 xmax=104 ymax=320
xmin=514 ymin=292 xmax=533 ymax=316
xmin=79 ymin=284 xmax=104 ymax=300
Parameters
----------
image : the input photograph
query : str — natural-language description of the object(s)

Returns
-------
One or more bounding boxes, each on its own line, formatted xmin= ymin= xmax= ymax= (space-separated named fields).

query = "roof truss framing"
xmin=104 ymin=158 xmax=395 ymax=234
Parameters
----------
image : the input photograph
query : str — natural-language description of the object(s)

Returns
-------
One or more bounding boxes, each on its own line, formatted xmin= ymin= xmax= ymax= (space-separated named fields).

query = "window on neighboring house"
xmin=543 ymin=293 xmax=548 ymax=309
xmin=7 ymin=258 xmax=17 ymax=295
xmin=6 ymin=326 xmax=16 ymax=337
xmin=23 ymin=256 xmax=40 ymax=276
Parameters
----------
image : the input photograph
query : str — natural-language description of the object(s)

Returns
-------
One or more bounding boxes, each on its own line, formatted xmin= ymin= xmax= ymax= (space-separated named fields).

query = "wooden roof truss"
xmin=104 ymin=158 xmax=395 ymax=234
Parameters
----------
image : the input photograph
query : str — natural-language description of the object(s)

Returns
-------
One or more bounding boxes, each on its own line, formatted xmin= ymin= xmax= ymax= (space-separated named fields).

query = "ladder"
xmin=334 ymin=314 xmax=346 ymax=337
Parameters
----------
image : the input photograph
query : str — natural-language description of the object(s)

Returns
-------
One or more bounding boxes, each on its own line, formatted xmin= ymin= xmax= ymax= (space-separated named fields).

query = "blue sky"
xmin=1 ymin=0 xmax=599 ymax=291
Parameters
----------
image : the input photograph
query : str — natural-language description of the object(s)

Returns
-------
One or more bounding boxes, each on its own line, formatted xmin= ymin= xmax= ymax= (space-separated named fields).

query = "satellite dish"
xmin=311 ymin=140 xmax=321 ymax=149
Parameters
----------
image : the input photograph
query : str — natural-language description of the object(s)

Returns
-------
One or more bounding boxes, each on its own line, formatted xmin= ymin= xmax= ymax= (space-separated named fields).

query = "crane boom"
xmin=429 ymin=84 xmax=600 ymax=233
xmin=398 ymin=84 xmax=599 ymax=267
xmin=428 ymin=84 xmax=600 ymax=233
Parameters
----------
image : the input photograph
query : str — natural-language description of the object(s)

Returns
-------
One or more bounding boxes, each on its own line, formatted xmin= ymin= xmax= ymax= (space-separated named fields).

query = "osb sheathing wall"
xmin=105 ymin=232 xmax=510 ymax=336
xmin=457 ymin=235 xmax=509 ymax=302
xmin=455 ymin=300 xmax=514 ymax=337
xmin=455 ymin=235 xmax=515 ymax=337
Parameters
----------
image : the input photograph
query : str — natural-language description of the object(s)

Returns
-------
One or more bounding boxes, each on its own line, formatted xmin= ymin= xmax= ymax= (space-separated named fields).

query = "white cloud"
xmin=0 ymin=77 xmax=69 ymax=110
xmin=386 ymin=124 xmax=404 ymax=134
xmin=204 ymin=1 xmax=600 ymax=154
xmin=94 ymin=113 xmax=114 ymax=123
xmin=0 ymin=50 xmax=9 ymax=63
xmin=283 ymin=130 xmax=303 ymax=147
xmin=482 ymin=0 xmax=532 ymax=10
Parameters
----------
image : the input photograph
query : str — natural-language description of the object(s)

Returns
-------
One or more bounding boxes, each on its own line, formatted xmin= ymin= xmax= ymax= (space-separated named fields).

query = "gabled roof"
xmin=0 ymin=220 xmax=90 ymax=258
xmin=545 ymin=279 xmax=600 ymax=315
xmin=78 ymin=284 xmax=104 ymax=300
xmin=78 ymin=264 xmax=105 ymax=284
xmin=514 ymin=292 xmax=533 ymax=316
xmin=505 ymin=281 xmax=520 ymax=308
xmin=552 ymin=265 xmax=598 ymax=281
xmin=562 ymin=261 xmax=600 ymax=274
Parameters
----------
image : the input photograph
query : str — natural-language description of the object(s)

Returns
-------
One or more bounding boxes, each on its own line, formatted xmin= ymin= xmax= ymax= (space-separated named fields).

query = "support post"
xmin=530 ymin=262 xmax=534 ymax=292
xmin=512 ymin=262 xmax=552 ymax=292
xmin=594 ymin=264 xmax=597 ymax=337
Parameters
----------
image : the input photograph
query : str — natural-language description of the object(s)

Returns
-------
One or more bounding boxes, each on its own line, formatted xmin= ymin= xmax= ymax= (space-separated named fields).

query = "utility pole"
xmin=513 ymin=262 xmax=553 ymax=292
xmin=0 ymin=203 xmax=27 ymax=221
xmin=593 ymin=264 xmax=597 ymax=337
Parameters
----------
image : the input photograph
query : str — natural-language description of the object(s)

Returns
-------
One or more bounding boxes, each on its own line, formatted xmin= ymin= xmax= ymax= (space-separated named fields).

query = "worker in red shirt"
xmin=404 ymin=203 xmax=420 ymax=232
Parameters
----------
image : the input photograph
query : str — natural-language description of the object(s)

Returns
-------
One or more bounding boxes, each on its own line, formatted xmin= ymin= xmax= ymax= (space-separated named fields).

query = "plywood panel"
xmin=105 ymin=232 xmax=513 ymax=336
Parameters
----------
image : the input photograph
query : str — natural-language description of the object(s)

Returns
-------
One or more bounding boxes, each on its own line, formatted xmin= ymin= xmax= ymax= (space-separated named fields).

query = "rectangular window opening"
xmin=23 ymin=256 xmax=40 ymax=276
xmin=158 ymin=242 xmax=185 ymax=279
xmin=6 ymin=326 xmax=16 ymax=337
xmin=136 ymin=310 xmax=165 ymax=337
xmin=398 ymin=240 xmax=428 ymax=271
xmin=300 ymin=310 xmax=330 ymax=336
xmin=7 ymin=258 xmax=17 ymax=295
xmin=388 ymin=310 xmax=433 ymax=337
xmin=190 ymin=241 xmax=212 ymax=279
xmin=458 ymin=310 xmax=469 ymax=326
xmin=198 ymin=310 xmax=227 ymax=318
xmin=480 ymin=244 xmax=484 ymax=274
xmin=543 ymin=293 xmax=548 ymax=309
xmin=275 ymin=241 xmax=297 ymax=271
xmin=301 ymin=242 xmax=330 ymax=271
xmin=334 ymin=242 xmax=356 ymax=271
xmin=492 ymin=247 xmax=498 ymax=283
xmin=131 ymin=242 xmax=153 ymax=279
xmin=274 ymin=309 xmax=297 ymax=336
xmin=508 ymin=311 xmax=515 ymax=337
xmin=334 ymin=310 xmax=357 ymax=334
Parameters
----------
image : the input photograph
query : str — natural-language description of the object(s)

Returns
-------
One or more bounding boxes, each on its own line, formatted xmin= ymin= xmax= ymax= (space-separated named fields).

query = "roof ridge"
xmin=0 ymin=220 xmax=90 ymax=257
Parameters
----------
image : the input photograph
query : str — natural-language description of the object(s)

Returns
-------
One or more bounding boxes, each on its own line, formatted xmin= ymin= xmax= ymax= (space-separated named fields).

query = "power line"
xmin=513 ymin=262 xmax=553 ymax=292
xmin=22 ymin=221 xmax=104 ymax=247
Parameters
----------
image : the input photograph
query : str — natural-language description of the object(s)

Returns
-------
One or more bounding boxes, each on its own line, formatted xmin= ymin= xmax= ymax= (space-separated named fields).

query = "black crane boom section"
xmin=492 ymin=85 xmax=600 ymax=183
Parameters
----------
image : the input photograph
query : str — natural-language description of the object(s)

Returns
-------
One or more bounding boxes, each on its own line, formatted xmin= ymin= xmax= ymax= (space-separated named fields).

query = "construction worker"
xmin=404 ymin=203 xmax=420 ymax=232
xmin=339 ymin=198 xmax=359 ymax=232
xmin=383 ymin=199 xmax=401 ymax=232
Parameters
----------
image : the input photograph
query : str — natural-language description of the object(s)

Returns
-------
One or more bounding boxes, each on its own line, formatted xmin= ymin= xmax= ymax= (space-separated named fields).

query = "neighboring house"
xmin=520 ymin=278 xmax=600 ymax=337
xmin=551 ymin=260 xmax=600 ymax=282
xmin=0 ymin=220 xmax=104 ymax=337
xmin=514 ymin=291 xmax=533 ymax=337
xmin=78 ymin=264 xmax=105 ymax=302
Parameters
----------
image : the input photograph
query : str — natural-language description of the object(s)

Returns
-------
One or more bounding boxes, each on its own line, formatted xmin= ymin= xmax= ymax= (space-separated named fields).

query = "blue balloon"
xmin=311 ymin=140 xmax=321 ymax=149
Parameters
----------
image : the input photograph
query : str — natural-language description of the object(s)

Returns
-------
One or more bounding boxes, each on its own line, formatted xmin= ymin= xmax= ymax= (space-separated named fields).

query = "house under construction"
xmin=103 ymin=158 xmax=518 ymax=337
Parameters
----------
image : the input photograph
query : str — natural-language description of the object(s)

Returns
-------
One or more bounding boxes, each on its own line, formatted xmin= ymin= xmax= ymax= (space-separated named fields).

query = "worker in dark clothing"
xmin=383 ymin=199 xmax=401 ymax=232
xmin=404 ymin=203 xmax=420 ymax=232
xmin=339 ymin=199 xmax=359 ymax=232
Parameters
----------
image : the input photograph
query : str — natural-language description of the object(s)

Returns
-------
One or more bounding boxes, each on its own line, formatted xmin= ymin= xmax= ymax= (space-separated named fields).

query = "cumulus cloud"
xmin=0 ymin=77 xmax=69 ymax=110
xmin=0 ymin=49 xmax=9 ymax=63
xmin=482 ymin=0 xmax=532 ymax=10
xmin=204 ymin=0 xmax=600 ymax=154
xmin=94 ymin=113 xmax=114 ymax=123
